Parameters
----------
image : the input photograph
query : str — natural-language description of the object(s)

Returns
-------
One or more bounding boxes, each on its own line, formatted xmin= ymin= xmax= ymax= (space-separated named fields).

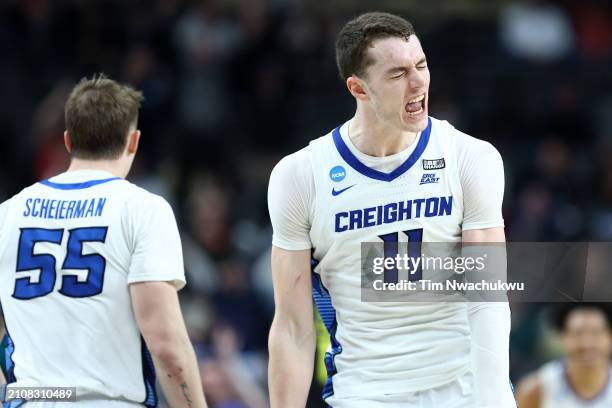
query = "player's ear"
xmin=347 ymin=76 xmax=369 ymax=101
xmin=127 ymin=129 xmax=140 ymax=155
xmin=64 ymin=131 xmax=72 ymax=154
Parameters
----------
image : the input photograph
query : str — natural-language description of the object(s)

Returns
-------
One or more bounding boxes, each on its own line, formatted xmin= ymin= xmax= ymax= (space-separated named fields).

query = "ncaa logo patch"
xmin=329 ymin=166 xmax=346 ymax=182
xmin=422 ymin=158 xmax=445 ymax=170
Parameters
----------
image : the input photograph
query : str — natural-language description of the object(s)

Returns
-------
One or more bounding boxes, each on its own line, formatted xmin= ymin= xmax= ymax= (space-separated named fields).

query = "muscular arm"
xmin=267 ymin=148 xmax=315 ymax=407
xmin=515 ymin=373 xmax=542 ymax=408
xmin=268 ymin=247 xmax=315 ymax=408
xmin=131 ymin=282 xmax=207 ymax=408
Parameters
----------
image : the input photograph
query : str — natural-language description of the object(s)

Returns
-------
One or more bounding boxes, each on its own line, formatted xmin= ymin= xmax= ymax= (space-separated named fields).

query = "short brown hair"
xmin=65 ymin=74 xmax=144 ymax=159
xmin=335 ymin=12 xmax=416 ymax=80
xmin=552 ymin=303 xmax=612 ymax=332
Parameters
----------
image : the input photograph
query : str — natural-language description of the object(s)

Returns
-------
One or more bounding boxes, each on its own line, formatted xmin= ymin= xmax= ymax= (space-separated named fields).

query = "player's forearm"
xmin=151 ymin=338 xmax=207 ymax=408
xmin=468 ymin=303 xmax=515 ymax=408
xmin=0 ymin=368 xmax=6 ymax=385
xmin=268 ymin=319 xmax=315 ymax=408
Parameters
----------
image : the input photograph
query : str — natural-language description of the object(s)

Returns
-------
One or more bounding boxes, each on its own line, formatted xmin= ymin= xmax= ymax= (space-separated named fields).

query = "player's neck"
xmin=566 ymin=359 xmax=610 ymax=398
xmin=349 ymin=110 xmax=418 ymax=157
xmin=67 ymin=158 xmax=126 ymax=179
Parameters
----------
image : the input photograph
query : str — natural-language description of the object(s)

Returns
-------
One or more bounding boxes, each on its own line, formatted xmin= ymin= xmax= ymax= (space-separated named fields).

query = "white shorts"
xmin=326 ymin=371 xmax=477 ymax=408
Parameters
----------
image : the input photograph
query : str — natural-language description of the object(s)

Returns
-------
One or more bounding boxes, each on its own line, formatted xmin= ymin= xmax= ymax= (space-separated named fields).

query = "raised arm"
xmin=268 ymin=246 xmax=315 ymax=408
xmin=131 ymin=281 xmax=206 ymax=408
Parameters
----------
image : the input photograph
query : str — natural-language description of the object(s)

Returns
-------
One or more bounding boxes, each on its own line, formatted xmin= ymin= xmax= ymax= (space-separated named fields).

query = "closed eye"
xmin=416 ymin=57 xmax=428 ymax=70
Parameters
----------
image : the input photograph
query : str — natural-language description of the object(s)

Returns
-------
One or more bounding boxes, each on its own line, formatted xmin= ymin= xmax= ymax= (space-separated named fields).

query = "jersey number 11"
xmin=378 ymin=228 xmax=423 ymax=283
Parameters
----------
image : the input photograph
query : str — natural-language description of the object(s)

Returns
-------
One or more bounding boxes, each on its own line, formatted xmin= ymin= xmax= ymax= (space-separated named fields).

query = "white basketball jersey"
xmin=308 ymin=117 xmax=474 ymax=402
xmin=539 ymin=360 xmax=612 ymax=408
xmin=0 ymin=170 xmax=185 ymax=407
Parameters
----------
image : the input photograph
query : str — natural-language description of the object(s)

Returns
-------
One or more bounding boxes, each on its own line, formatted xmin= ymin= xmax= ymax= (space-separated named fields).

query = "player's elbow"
xmin=148 ymin=338 xmax=179 ymax=361
xmin=145 ymin=331 xmax=191 ymax=371
xmin=269 ymin=313 xmax=315 ymax=354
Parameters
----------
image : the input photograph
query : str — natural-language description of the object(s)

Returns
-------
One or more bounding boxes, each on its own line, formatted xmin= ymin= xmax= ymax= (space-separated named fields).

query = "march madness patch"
xmin=422 ymin=158 xmax=445 ymax=170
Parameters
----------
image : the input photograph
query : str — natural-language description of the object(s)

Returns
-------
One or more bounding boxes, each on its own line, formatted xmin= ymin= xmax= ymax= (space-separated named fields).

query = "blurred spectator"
xmin=500 ymin=0 xmax=575 ymax=63
xmin=201 ymin=358 xmax=249 ymax=408
xmin=182 ymin=174 xmax=233 ymax=294
xmin=565 ymin=0 xmax=612 ymax=61
xmin=252 ymin=248 xmax=274 ymax=316
xmin=200 ymin=324 xmax=269 ymax=408
xmin=211 ymin=258 xmax=270 ymax=353
xmin=31 ymin=79 xmax=73 ymax=180
xmin=173 ymin=0 xmax=243 ymax=133
xmin=508 ymin=182 xmax=554 ymax=241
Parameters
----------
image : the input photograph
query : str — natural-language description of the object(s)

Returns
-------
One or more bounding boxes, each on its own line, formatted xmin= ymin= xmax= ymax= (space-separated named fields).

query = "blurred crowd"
xmin=1 ymin=0 xmax=612 ymax=406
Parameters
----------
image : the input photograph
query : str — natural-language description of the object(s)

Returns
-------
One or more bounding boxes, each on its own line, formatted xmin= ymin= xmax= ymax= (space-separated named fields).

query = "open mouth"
xmin=405 ymin=94 xmax=425 ymax=116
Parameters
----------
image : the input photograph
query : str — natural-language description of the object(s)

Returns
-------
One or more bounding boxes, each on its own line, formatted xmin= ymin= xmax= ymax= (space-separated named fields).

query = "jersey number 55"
xmin=13 ymin=227 xmax=108 ymax=300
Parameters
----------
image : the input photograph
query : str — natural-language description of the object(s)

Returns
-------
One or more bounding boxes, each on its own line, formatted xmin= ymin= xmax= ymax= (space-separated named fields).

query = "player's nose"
xmin=408 ymin=69 xmax=426 ymax=90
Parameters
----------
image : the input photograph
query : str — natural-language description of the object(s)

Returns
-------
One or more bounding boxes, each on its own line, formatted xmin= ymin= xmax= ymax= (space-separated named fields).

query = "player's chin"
xmin=401 ymin=108 xmax=428 ymax=132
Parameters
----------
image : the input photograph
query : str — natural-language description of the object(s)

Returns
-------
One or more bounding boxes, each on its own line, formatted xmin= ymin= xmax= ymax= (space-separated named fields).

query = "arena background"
xmin=1 ymin=0 xmax=612 ymax=406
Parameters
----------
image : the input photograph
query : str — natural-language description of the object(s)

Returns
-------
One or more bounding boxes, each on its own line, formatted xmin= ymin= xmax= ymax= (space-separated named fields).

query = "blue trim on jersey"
xmin=4 ymin=337 xmax=15 ymax=385
xmin=311 ymin=259 xmax=342 ymax=401
xmin=2 ymin=336 xmax=21 ymax=408
xmin=38 ymin=177 xmax=121 ymax=190
xmin=1 ymin=308 xmax=22 ymax=408
xmin=332 ymin=117 xmax=432 ymax=182
xmin=509 ymin=378 xmax=517 ymax=405
xmin=141 ymin=337 xmax=158 ymax=408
